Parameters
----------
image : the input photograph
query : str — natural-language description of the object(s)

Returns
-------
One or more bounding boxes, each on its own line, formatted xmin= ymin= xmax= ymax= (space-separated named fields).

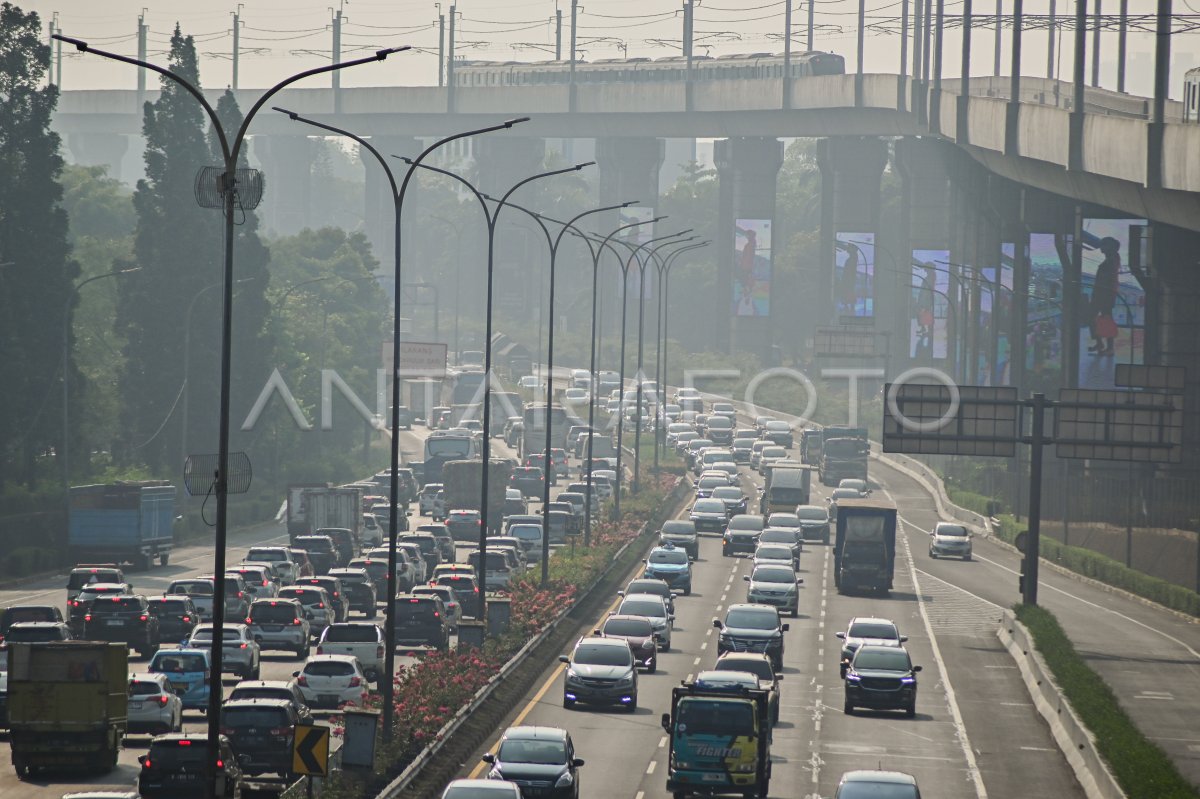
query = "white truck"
xmin=315 ymin=622 xmax=386 ymax=682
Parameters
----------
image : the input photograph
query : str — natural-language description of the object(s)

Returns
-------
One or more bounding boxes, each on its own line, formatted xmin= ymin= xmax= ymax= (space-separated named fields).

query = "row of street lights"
xmin=56 ymin=31 xmax=710 ymax=799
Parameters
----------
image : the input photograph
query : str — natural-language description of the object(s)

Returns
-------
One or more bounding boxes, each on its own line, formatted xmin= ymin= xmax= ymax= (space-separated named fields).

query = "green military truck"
xmin=660 ymin=681 xmax=772 ymax=798
xmin=8 ymin=641 xmax=128 ymax=778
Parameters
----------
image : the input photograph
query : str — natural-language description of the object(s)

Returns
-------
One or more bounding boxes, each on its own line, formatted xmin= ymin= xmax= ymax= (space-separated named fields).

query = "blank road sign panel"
xmin=882 ymin=384 xmax=1018 ymax=457
xmin=1055 ymin=389 xmax=1184 ymax=462
xmin=815 ymin=327 xmax=876 ymax=357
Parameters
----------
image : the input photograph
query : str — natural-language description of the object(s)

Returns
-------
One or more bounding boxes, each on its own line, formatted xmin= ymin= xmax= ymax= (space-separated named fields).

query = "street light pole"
xmin=276 ymin=108 xmax=526 ymax=741
xmin=57 ymin=36 xmax=410 ymax=792
xmin=652 ymin=241 xmax=709 ymax=469
xmin=62 ymin=268 xmax=140 ymax=487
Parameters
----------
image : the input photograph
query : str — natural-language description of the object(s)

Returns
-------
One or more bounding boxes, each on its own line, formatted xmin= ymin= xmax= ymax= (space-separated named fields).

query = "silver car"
xmin=277 ymin=586 xmax=336 ymax=638
xmin=246 ymin=598 xmax=311 ymax=657
xmin=185 ymin=623 xmax=261 ymax=679
xmin=614 ymin=593 xmax=673 ymax=651
xmin=929 ymin=522 xmax=973 ymax=560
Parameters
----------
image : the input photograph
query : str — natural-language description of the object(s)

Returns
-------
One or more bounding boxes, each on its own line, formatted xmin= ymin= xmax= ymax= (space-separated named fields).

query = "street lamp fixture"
xmin=58 ymin=34 xmax=410 ymax=795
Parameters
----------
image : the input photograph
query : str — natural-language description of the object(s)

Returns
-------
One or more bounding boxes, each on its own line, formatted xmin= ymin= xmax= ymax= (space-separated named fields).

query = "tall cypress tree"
xmin=0 ymin=3 xmax=76 ymax=489
xmin=117 ymin=26 xmax=221 ymax=472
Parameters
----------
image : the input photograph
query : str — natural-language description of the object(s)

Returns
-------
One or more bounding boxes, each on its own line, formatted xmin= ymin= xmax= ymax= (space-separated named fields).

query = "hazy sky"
xmin=26 ymin=1 xmax=1197 ymax=99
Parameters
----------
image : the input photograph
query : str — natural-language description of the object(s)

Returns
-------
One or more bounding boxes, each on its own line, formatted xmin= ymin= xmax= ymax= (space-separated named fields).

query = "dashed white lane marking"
xmin=635 ymin=791 xmax=645 ymax=799
xmin=693 ymin=657 xmax=701 ymax=665
xmin=686 ymin=673 xmax=694 ymax=683
xmin=645 ymin=761 xmax=657 ymax=775
xmin=888 ymin=490 xmax=989 ymax=799
xmin=658 ymin=736 xmax=667 ymax=749
xmin=701 ymin=641 xmax=708 ymax=650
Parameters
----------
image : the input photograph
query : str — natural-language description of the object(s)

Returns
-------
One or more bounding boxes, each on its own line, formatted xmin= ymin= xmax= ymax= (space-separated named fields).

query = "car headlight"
xmin=555 ymin=771 xmax=575 ymax=787
xmin=616 ymin=673 xmax=635 ymax=688
xmin=565 ymin=668 xmax=579 ymax=680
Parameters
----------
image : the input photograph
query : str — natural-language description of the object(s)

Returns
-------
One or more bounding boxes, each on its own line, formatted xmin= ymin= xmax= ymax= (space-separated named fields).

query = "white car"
xmin=929 ymin=522 xmax=973 ymax=560
xmin=315 ymin=622 xmax=386 ymax=682
xmin=244 ymin=547 xmax=299 ymax=585
xmin=361 ymin=513 xmax=383 ymax=548
xmin=126 ymin=672 xmax=184 ymax=735
xmin=293 ymin=654 xmax=369 ymax=709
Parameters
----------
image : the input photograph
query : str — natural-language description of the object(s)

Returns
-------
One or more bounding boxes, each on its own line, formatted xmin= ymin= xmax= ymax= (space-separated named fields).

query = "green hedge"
xmin=994 ymin=516 xmax=1200 ymax=617
xmin=1015 ymin=605 xmax=1199 ymax=798
xmin=946 ymin=486 xmax=994 ymax=516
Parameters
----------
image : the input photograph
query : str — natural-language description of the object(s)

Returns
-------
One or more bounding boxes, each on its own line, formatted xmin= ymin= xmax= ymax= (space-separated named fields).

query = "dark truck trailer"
xmin=818 ymin=425 xmax=869 ymax=486
xmin=68 ymin=482 xmax=176 ymax=570
xmin=833 ymin=497 xmax=897 ymax=595
xmin=660 ymin=681 xmax=771 ymax=797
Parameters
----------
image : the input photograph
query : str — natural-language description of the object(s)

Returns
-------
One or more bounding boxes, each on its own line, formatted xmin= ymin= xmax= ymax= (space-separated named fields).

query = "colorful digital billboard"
xmin=733 ymin=219 xmax=771 ymax=317
xmin=910 ymin=249 xmax=950 ymax=359
xmin=1078 ymin=218 xmax=1147 ymax=389
xmin=834 ymin=233 xmax=875 ymax=317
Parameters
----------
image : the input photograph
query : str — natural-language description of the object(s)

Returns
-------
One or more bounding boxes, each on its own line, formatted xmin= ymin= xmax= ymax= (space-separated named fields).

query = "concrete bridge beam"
xmin=253 ymin=135 xmax=316 ymax=239
xmin=66 ymin=132 xmax=129 ymax=182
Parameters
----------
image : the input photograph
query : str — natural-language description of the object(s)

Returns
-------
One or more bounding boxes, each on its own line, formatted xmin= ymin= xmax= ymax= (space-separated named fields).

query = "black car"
xmin=326 ymin=568 xmax=378 ymax=619
xmin=67 ymin=583 xmax=132 ymax=634
xmin=0 ymin=605 xmax=65 ymax=645
xmin=659 ymin=519 xmax=699 ymax=559
xmin=843 ymin=645 xmax=922 ymax=716
xmin=292 ymin=535 xmax=337 ymax=575
xmin=433 ymin=574 xmax=481 ymax=618
xmin=138 ymin=733 xmax=242 ymax=799
xmin=399 ymin=533 xmax=442 ymax=572
xmin=315 ymin=527 xmax=358 ymax=567
xmin=66 ymin=564 xmax=126 ymax=602
xmin=347 ymin=557 xmax=397 ymax=598
xmin=84 ymin=594 xmax=160 ymax=657
xmin=393 ymin=594 xmax=450 ymax=650
xmin=710 ymin=485 xmax=748 ymax=517
xmin=445 ymin=509 xmax=483 ymax=541
xmin=146 ymin=596 xmax=200 ymax=642
xmin=794 ymin=504 xmax=832 ymax=543
xmin=219 ymin=698 xmax=303 ymax=776
xmin=722 ymin=514 xmax=765 ymax=556
xmin=713 ymin=603 xmax=789 ymax=670
xmin=689 ymin=498 xmax=729 ymax=534
xmin=482 ymin=726 xmax=584 ymax=799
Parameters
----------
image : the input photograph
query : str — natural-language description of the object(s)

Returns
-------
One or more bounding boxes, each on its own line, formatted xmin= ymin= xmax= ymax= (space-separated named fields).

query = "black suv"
xmin=0 ymin=605 xmax=64 ymax=645
xmin=292 ymin=535 xmax=338 ymax=574
xmin=66 ymin=564 xmax=125 ymax=602
xmin=219 ymin=698 xmax=302 ymax=776
xmin=146 ymin=596 xmax=200 ymax=642
xmin=315 ymin=527 xmax=358 ymax=567
xmin=138 ymin=733 xmax=242 ymax=799
xmin=84 ymin=594 xmax=161 ymax=656
xmin=843 ymin=645 xmax=922 ymax=717
xmin=67 ymin=582 xmax=131 ymax=635
xmin=393 ymin=594 xmax=450 ymax=650
xmin=326 ymin=568 xmax=379 ymax=619
xmin=399 ymin=533 xmax=442 ymax=572
xmin=433 ymin=574 xmax=481 ymax=618
xmin=713 ymin=603 xmax=789 ymax=670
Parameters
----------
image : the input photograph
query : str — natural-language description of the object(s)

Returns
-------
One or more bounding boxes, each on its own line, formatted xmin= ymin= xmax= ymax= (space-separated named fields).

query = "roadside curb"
xmin=997 ymin=610 xmax=1126 ymax=799
xmin=377 ymin=476 xmax=689 ymax=798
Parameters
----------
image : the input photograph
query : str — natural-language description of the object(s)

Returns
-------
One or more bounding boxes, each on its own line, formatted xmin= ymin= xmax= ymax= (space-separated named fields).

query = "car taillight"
xmin=139 ymin=614 xmax=149 ymax=622
xmin=245 ymin=617 xmax=253 ymax=625
xmin=261 ymin=581 xmax=268 ymax=586
xmin=348 ymin=676 xmax=362 ymax=687
xmin=239 ymin=643 xmax=247 ymax=649
xmin=84 ymin=614 xmax=93 ymax=622
xmin=216 ymin=760 xmax=224 ymax=769
xmin=158 ymin=695 xmax=170 ymax=706
xmin=292 ymin=618 xmax=302 ymax=625
xmin=142 ymin=758 xmax=153 ymax=768
xmin=317 ymin=603 xmax=324 ymax=608
xmin=376 ymin=646 xmax=384 ymax=659
xmin=296 ymin=674 xmax=308 ymax=686
xmin=269 ymin=727 xmax=290 ymax=737
xmin=180 ymin=739 xmax=194 ymax=746
xmin=181 ymin=616 xmax=191 ymax=622
xmin=237 ymin=591 xmax=244 ymax=599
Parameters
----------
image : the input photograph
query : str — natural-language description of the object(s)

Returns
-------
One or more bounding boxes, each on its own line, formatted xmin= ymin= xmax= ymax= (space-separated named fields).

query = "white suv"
xmin=293 ymin=654 xmax=369 ymax=709
xmin=126 ymin=672 xmax=183 ymax=735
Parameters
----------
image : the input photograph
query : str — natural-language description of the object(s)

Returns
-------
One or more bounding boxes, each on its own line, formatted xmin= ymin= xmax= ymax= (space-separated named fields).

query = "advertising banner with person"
xmin=1078 ymin=218 xmax=1147 ymax=389
xmin=733 ymin=219 xmax=771 ymax=317
xmin=909 ymin=249 xmax=950 ymax=359
xmin=834 ymin=232 xmax=875 ymax=317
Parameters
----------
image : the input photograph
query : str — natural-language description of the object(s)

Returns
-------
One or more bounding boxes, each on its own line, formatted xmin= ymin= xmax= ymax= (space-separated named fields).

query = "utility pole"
xmin=1117 ymin=0 xmax=1128 ymax=92
xmin=683 ymin=0 xmax=694 ymax=110
xmin=899 ymin=0 xmax=909 ymax=110
xmin=807 ymin=0 xmax=815 ymax=50
xmin=447 ymin=4 xmax=457 ymax=111
xmin=1091 ymin=0 xmax=1101 ymax=87
xmin=137 ymin=11 xmax=147 ymax=99
xmin=556 ymin=6 xmax=563 ymax=60
xmin=52 ymin=12 xmax=62 ymax=87
xmin=437 ymin=5 xmax=445 ymax=87
xmin=232 ymin=5 xmax=242 ymax=91
xmin=569 ymin=0 xmax=578 ymax=110
xmin=1047 ymin=0 xmax=1056 ymax=80
xmin=994 ymin=0 xmax=1001 ymax=77
xmin=783 ymin=0 xmax=793 ymax=109
xmin=332 ymin=2 xmax=344 ymax=113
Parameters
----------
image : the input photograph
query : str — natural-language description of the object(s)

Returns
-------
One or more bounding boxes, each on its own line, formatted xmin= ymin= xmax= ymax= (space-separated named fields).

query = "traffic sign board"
xmin=293 ymin=724 xmax=330 ymax=777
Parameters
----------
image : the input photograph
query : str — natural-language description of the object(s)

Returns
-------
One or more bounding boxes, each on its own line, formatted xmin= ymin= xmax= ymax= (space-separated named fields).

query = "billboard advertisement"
xmin=910 ymin=249 xmax=950 ymax=359
xmin=733 ymin=218 xmax=771 ymax=316
xmin=1078 ymin=218 xmax=1147 ymax=389
xmin=616 ymin=206 xmax=655 ymax=302
xmin=1026 ymin=233 xmax=1065 ymax=388
xmin=835 ymin=232 xmax=875 ymax=317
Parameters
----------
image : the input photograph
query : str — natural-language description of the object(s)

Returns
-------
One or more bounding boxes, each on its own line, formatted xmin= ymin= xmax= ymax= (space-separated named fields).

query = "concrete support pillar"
xmin=1149 ymin=223 xmax=1200 ymax=469
xmin=361 ymin=136 xmax=419 ymax=285
xmin=714 ymin=137 xmax=784 ymax=358
xmin=253 ymin=135 xmax=316 ymax=239
xmin=894 ymin=138 xmax=954 ymax=371
xmin=66 ymin=132 xmax=129 ymax=181
xmin=597 ymin=138 xmax=664 ymax=210
xmin=816 ymin=138 xmax=889 ymax=359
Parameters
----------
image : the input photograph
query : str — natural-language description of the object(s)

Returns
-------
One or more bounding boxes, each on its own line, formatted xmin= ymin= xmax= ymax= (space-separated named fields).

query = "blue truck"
xmin=833 ymin=497 xmax=897 ymax=595
xmin=68 ymin=482 xmax=176 ymax=570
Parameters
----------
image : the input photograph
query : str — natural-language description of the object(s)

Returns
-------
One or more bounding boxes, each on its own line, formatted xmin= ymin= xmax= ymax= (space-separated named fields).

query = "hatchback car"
xmin=446 ymin=509 xmax=483 ymax=541
xmin=620 ymin=578 xmax=675 ymax=615
xmin=560 ymin=636 xmax=639 ymax=711
xmin=294 ymin=654 xmax=369 ymax=709
xmin=126 ymin=672 xmax=183 ymax=735
xmin=658 ymin=519 xmax=699 ymax=559
xmin=227 ymin=679 xmax=312 ymax=723
xmin=689 ymin=497 xmax=730 ymax=534
xmin=482 ymin=726 xmax=584 ymax=798
xmin=219 ymin=697 xmax=304 ymax=776
xmin=293 ymin=576 xmax=350 ymax=623
xmin=276 ymin=586 xmax=335 ymax=637
xmin=5 ymin=620 xmax=73 ymax=643
xmin=246 ymin=598 xmax=311 ymax=657
xmin=614 ymin=593 xmax=672 ymax=651
xmin=242 ymin=547 xmax=297 ymax=585
xmin=713 ymin=603 xmax=788 ymax=670
xmin=433 ymin=574 xmax=482 ymax=618
xmin=594 ymin=614 xmax=659 ymax=672
xmin=843 ymin=645 xmax=922 ymax=716
xmin=0 ymin=605 xmax=65 ymax=645
xmin=68 ymin=583 xmax=133 ymax=633
xmin=743 ymin=564 xmax=802 ymax=617
xmin=411 ymin=584 xmax=461 ymax=630
xmin=929 ymin=522 xmax=973 ymax=560
xmin=137 ymin=733 xmax=241 ymax=799
xmin=185 ymin=623 xmax=261 ymax=679
xmin=226 ymin=566 xmax=277 ymax=600
xmin=834 ymin=770 xmax=922 ymax=799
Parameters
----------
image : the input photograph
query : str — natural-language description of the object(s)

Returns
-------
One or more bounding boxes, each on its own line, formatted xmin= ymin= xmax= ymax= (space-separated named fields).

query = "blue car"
xmin=147 ymin=648 xmax=211 ymax=710
xmin=642 ymin=542 xmax=693 ymax=595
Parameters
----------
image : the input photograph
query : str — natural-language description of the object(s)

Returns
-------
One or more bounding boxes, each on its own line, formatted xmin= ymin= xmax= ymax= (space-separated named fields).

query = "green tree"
xmin=0 ymin=3 xmax=76 ymax=489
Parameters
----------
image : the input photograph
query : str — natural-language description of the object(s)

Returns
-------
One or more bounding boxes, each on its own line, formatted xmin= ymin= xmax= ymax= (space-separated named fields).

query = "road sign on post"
xmin=293 ymin=724 xmax=330 ymax=777
xmin=815 ymin=326 xmax=877 ymax=358
xmin=882 ymin=383 xmax=1019 ymax=456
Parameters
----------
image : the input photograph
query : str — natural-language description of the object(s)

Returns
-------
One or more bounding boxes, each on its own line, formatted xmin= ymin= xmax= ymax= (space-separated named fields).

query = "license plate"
xmin=105 ymin=619 xmax=122 ymax=626
xmin=171 ymin=682 xmax=190 ymax=692
xmin=320 ymin=695 xmax=338 ymax=704
xmin=702 ymin=773 xmax=726 ymax=782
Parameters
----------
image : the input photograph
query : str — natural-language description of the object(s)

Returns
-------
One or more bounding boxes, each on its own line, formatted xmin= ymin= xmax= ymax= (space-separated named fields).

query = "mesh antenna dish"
xmin=184 ymin=452 xmax=253 ymax=496
xmin=194 ymin=166 xmax=265 ymax=210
